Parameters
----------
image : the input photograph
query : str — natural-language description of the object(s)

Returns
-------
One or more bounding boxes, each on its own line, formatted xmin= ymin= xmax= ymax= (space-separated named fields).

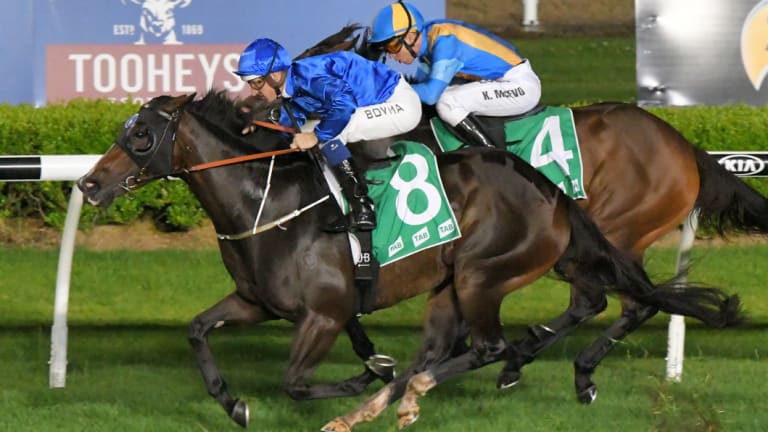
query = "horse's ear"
xmin=165 ymin=93 xmax=196 ymax=112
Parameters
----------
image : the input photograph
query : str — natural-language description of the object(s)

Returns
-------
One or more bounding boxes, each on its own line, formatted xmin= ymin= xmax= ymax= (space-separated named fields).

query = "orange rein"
xmin=186 ymin=120 xmax=298 ymax=173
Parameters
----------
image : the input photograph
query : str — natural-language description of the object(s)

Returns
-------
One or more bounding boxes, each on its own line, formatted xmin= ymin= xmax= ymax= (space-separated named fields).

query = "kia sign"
xmin=636 ymin=0 xmax=768 ymax=106
xmin=709 ymin=151 xmax=768 ymax=177
xmin=3 ymin=0 xmax=443 ymax=106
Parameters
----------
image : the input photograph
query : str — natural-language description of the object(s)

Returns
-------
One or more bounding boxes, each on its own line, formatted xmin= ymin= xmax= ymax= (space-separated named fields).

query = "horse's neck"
xmin=179 ymin=121 xmax=324 ymax=238
xmin=177 ymin=116 xmax=319 ymax=237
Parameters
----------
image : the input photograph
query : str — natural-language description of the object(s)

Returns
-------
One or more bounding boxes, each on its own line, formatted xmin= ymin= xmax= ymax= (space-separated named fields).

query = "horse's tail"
xmin=556 ymin=197 xmax=743 ymax=328
xmin=694 ymin=146 xmax=768 ymax=234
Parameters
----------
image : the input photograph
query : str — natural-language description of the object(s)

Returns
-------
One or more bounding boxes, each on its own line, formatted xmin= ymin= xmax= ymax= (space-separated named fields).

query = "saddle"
xmin=464 ymin=105 xmax=547 ymax=148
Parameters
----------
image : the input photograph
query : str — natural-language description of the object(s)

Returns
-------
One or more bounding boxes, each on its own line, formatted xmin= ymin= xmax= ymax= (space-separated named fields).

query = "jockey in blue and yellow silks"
xmin=369 ymin=1 xmax=542 ymax=148
xmin=234 ymin=38 xmax=421 ymax=231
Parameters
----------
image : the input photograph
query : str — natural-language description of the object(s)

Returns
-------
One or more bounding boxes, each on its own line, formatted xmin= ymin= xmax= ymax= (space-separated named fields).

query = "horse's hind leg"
xmin=573 ymin=296 xmax=658 ymax=403
xmin=396 ymin=293 xmax=509 ymax=430
xmin=188 ymin=292 xmax=276 ymax=427
xmin=497 ymin=280 xmax=608 ymax=389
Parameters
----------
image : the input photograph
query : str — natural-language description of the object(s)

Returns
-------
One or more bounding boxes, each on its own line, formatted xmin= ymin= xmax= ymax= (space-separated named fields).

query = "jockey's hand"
xmin=290 ymin=131 xmax=319 ymax=151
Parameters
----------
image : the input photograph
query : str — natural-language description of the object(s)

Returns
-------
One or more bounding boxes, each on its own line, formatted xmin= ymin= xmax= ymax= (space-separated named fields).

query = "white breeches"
xmin=436 ymin=60 xmax=542 ymax=126
xmin=336 ymin=78 xmax=422 ymax=143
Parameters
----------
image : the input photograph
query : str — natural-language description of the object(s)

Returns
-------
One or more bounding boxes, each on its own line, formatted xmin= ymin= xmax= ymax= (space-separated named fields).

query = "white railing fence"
xmin=0 ymin=151 xmax=765 ymax=387
xmin=0 ymin=155 xmax=100 ymax=388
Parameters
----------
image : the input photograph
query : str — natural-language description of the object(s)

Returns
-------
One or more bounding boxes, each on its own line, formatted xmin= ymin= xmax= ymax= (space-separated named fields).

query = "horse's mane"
xmin=183 ymin=90 xmax=317 ymax=187
xmin=294 ymin=24 xmax=366 ymax=60
xmin=184 ymin=90 xmax=288 ymax=154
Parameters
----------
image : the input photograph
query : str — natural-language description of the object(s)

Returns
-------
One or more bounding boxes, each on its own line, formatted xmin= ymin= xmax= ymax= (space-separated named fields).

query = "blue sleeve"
xmin=306 ymin=76 xmax=357 ymax=141
xmin=412 ymin=36 xmax=464 ymax=105
xmin=279 ymin=104 xmax=307 ymax=130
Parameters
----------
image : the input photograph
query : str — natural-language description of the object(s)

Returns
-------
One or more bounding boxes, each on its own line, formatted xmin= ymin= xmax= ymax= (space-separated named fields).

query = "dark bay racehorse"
xmin=77 ymin=92 xmax=741 ymax=428
xmin=288 ymin=24 xmax=768 ymax=402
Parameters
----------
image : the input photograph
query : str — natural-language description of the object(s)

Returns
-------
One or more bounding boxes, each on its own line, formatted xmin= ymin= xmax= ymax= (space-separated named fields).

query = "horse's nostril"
xmin=77 ymin=178 xmax=99 ymax=194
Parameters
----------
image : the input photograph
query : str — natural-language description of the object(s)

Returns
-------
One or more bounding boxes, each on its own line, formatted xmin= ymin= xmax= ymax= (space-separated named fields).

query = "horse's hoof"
xmin=365 ymin=354 xmax=397 ymax=383
xmin=321 ymin=418 xmax=352 ymax=432
xmin=398 ymin=412 xmax=419 ymax=430
xmin=230 ymin=399 xmax=249 ymax=428
xmin=496 ymin=370 xmax=521 ymax=389
xmin=577 ymin=384 xmax=598 ymax=404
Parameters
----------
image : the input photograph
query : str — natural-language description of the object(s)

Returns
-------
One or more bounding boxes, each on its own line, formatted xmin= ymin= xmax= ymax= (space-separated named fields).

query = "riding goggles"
xmin=385 ymin=37 xmax=405 ymax=54
xmin=247 ymin=77 xmax=267 ymax=90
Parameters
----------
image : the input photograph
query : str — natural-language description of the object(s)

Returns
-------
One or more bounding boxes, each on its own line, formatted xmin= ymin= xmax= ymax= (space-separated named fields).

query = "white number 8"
xmin=390 ymin=154 xmax=442 ymax=225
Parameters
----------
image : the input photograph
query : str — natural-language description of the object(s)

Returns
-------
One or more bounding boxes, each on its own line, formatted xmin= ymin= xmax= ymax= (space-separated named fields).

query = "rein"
xmin=187 ymin=147 xmax=298 ymax=172
xmin=186 ymin=120 xmax=298 ymax=173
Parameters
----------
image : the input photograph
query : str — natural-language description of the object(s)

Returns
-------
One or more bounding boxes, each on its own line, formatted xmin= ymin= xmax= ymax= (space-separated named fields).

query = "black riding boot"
xmin=455 ymin=115 xmax=495 ymax=148
xmin=330 ymin=158 xmax=376 ymax=232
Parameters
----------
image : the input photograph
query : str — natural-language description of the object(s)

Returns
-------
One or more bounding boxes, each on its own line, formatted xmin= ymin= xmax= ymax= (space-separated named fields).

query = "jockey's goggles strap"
xmin=403 ymin=31 xmax=420 ymax=58
xmin=394 ymin=0 xmax=419 ymax=58
xmin=265 ymin=43 xmax=279 ymax=76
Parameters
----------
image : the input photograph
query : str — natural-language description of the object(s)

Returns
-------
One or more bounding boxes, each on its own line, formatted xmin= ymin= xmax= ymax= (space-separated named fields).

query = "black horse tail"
xmin=694 ymin=146 xmax=768 ymax=234
xmin=555 ymin=197 xmax=743 ymax=328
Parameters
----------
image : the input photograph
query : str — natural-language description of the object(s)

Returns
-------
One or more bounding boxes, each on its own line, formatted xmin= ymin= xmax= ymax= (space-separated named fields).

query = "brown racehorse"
xmin=281 ymin=24 xmax=768 ymax=403
xmin=77 ymin=92 xmax=741 ymax=428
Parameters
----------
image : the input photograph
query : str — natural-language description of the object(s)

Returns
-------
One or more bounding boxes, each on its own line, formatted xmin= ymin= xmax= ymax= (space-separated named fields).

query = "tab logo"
xmin=412 ymin=227 xmax=430 ymax=247
xmin=388 ymin=236 xmax=404 ymax=257
xmin=438 ymin=219 xmax=455 ymax=238
xmin=718 ymin=154 xmax=765 ymax=176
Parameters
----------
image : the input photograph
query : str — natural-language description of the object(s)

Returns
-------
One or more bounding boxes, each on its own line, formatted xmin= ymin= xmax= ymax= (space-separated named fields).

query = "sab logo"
xmin=717 ymin=154 xmax=766 ymax=176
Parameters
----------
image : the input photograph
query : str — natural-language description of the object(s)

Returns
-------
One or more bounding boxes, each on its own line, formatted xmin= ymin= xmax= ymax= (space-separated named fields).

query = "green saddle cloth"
xmin=361 ymin=141 xmax=462 ymax=266
xmin=431 ymin=106 xmax=586 ymax=199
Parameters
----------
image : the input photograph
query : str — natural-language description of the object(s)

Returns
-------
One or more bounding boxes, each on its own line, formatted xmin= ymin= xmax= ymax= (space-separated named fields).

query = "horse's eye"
xmin=135 ymin=129 xmax=148 ymax=138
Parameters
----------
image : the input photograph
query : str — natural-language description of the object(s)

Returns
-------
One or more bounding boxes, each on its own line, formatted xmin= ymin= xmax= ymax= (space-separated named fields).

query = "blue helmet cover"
xmin=369 ymin=2 xmax=424 ymax=43
xmin=234 ymin=38 xmax=292 ymax=81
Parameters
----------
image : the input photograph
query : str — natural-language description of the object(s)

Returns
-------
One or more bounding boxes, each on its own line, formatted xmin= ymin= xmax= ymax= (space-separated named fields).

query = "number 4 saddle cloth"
xmin=430 ymin=106 xmax=587 ymax=200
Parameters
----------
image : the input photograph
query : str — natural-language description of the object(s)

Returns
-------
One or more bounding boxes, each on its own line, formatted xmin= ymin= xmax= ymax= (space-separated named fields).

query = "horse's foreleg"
xmin=498 ymin=282 xmax=607 ymax=389
xmin=282 ymin=311 xmax=369 ymax=400
xmin=345 ymin=317 xmax=396 ymax=383
xmin=188 ymin=292 xmax=274 ymax=428
xmin=573 ymin=297 xmax=658 ymax=403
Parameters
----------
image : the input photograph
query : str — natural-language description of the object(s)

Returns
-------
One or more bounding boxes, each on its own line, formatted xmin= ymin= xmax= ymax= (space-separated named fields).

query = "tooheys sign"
xmin=709 ymin=151 xmax=768 ymax=177
xmin=44 ymin=0 xmax=248 ymax=104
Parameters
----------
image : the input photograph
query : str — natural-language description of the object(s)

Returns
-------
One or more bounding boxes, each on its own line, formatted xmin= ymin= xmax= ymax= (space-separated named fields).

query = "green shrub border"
xmin=1 ymin=100 xmax=766 ymax=230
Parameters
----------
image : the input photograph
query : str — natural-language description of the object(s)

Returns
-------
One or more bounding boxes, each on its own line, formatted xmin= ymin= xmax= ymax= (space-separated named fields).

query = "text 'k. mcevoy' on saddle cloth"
xmin=366 ymin=141 xmax=461 ymax=266
xmin=431 ymin=106 xmax=587 ymax=200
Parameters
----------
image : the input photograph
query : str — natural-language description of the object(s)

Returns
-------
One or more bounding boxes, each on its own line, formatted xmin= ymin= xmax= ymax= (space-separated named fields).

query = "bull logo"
xmin=741 ymin=0 xmax=768 ymax=91
xmin=121 ymin=0 xmax=192 ymax=45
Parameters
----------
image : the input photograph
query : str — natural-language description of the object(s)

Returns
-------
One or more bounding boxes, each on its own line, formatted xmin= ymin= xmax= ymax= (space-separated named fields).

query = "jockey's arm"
xmin=411 ymin=36 xmax=464 ymax=105
xmin=307 ymin=75 xmax=357 ymax=142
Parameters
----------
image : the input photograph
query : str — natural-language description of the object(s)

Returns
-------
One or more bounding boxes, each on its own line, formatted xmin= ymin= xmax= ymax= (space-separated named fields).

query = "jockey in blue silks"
xmin=368 ymin=1 xmax=542 ymax=148
xmin=234 ymin=38 xmax=421 ymax=231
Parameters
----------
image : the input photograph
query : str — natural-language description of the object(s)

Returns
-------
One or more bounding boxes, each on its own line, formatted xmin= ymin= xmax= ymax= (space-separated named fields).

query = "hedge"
xmin=1 ymin=99 xmax=767 ymax=230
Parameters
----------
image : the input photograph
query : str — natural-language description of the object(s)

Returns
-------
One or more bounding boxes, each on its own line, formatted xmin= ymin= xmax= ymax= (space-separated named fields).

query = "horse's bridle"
xmin=117 ymin=105 xmax=183 ymax=190
xmin=117 ymin=105 xmax=297 ymax=191
xmin=115 ymin=103 xmax=326 ymax=240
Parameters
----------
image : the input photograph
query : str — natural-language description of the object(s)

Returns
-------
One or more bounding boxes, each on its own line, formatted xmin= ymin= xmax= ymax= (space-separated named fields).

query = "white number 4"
xmin=529 ymin=115 xmax=573 ymax=175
